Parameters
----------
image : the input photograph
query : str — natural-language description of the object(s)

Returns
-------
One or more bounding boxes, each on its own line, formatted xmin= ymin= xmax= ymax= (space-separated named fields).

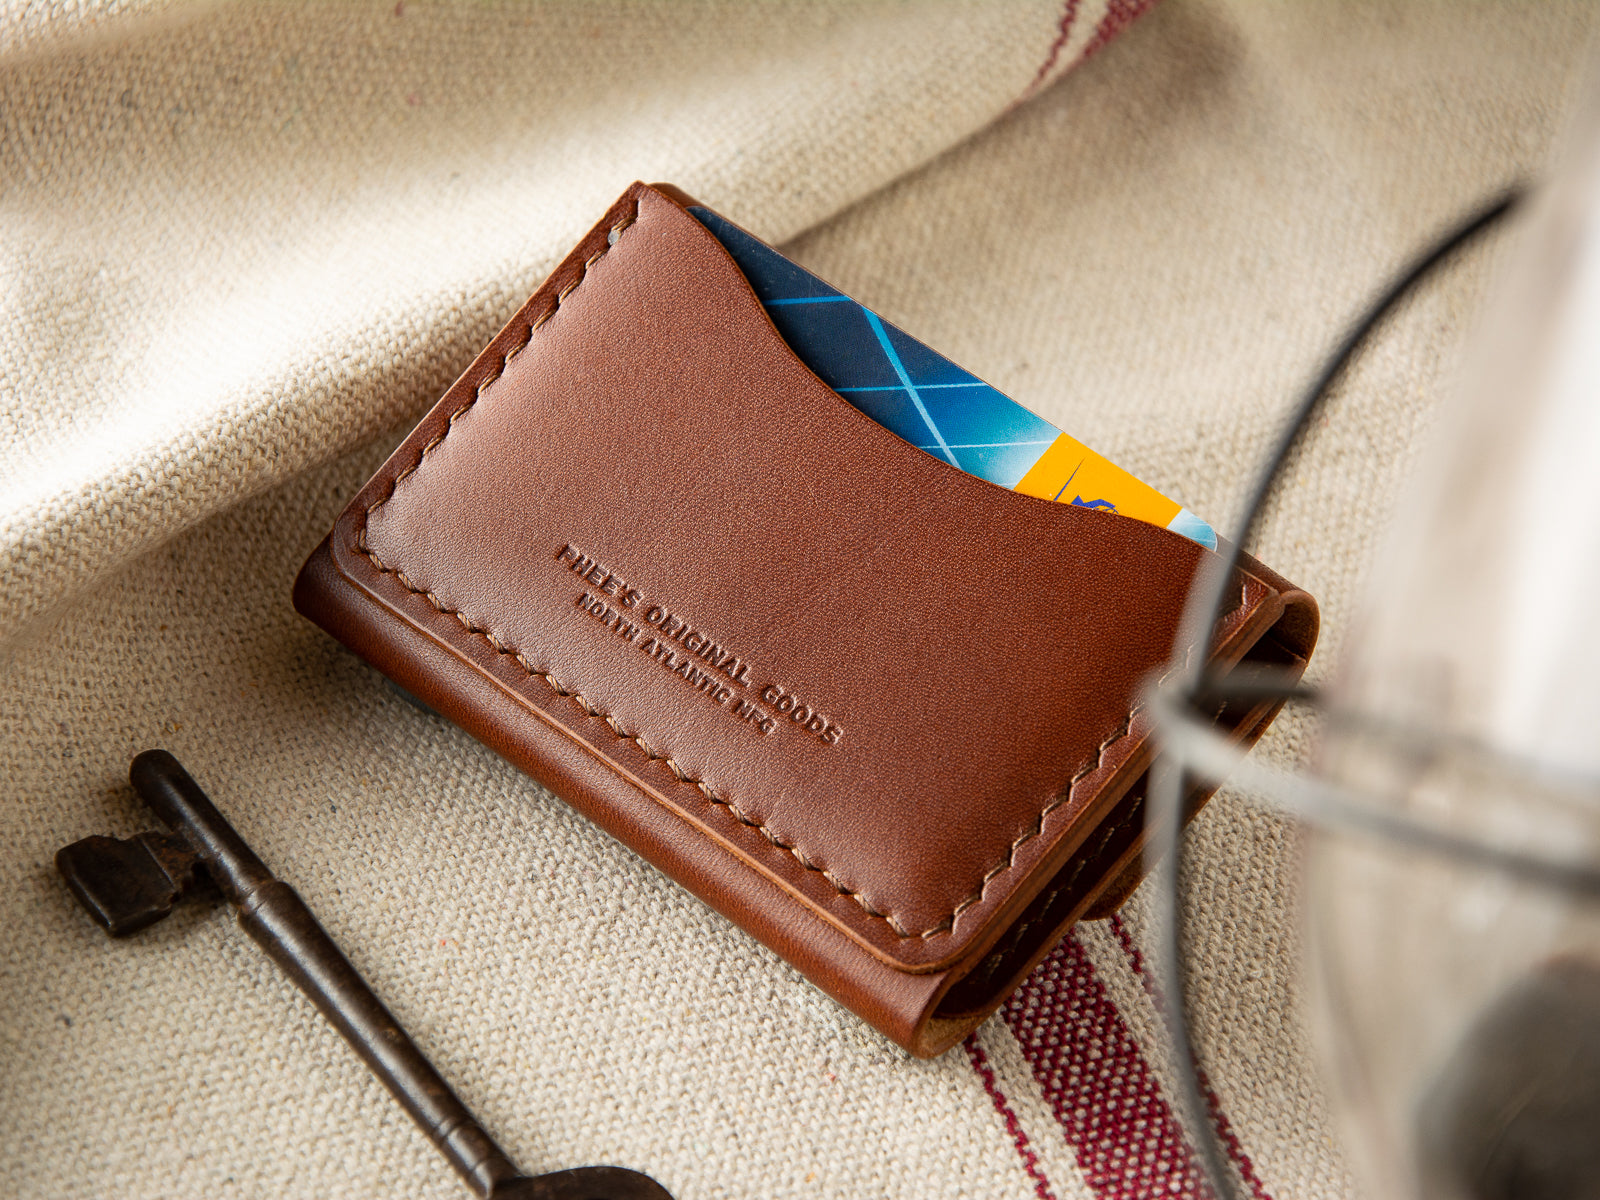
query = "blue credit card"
xmin=689 ymin=205 xmax=1216 ymax=550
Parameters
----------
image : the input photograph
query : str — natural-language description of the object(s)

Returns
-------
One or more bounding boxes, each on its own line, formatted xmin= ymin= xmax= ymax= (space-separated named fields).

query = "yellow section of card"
xmin=1013 ymin=433 xmax=1182 ymax=529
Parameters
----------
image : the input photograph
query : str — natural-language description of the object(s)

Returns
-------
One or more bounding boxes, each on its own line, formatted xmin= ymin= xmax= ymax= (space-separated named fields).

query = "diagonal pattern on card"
xmin=690 ymin=206 xmax=1216 ymax=550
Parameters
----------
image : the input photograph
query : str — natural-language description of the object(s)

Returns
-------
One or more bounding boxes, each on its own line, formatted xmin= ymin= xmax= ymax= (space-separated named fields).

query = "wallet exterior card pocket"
xmin=688 ymin=204 xmax=1219 ymax=548
xmin=294 ymin=182 xmax=1318 ymax=1056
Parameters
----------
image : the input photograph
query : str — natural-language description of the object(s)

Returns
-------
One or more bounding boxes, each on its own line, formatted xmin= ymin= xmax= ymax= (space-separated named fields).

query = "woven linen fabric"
xmin=2 ymin=2 xmax=1596 ymax=1198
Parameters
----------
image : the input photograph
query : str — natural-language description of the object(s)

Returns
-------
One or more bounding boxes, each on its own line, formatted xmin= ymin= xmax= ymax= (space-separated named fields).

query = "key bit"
xmin=57 ymin=749 xmax=673 ymax=1200
xmin=56 ymin=829 xmax=208 ymax=936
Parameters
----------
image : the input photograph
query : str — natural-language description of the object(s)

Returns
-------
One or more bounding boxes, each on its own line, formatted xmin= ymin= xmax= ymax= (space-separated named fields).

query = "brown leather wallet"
xmin=294 ymin=181 xmax=1317 ymax=1057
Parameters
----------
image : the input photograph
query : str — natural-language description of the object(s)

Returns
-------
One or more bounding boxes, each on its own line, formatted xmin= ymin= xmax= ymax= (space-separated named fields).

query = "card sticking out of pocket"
xmin=689 ymin=206 xmax=1217 ymax=550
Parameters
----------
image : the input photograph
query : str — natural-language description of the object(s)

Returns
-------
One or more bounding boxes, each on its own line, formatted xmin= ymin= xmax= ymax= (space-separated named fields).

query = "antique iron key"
xmin=57 ymin=749 xmax=672 ymax=1200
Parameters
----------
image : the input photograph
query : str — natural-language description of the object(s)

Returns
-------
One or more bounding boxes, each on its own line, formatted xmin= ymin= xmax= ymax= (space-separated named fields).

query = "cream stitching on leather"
xmin=965 ymin=794 xmax=1147 ymax=994
xmin=366 ymin=526 xmax=1251 ymax=942
xmin=353 ymin=199 xmax=1254 ymax=941
xmin=361 ymin=532 xmax=913 ymax=928
xmin=916 ymin=593 xmax=1246 ymax=938
xmin=354 ymin=202 xmax=932 ymax=932
xmin=363 ymin=215 xmax=634 ymax=522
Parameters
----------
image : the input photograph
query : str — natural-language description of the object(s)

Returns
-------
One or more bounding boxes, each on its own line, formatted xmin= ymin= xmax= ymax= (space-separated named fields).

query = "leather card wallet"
xmin=294 ymin=181 xmax=1318 ymax=1057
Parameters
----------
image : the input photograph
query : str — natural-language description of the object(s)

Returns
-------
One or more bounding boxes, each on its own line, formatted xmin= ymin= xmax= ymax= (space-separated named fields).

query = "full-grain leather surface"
xmin=295 ymin=182 xmax=1317 ymax=1052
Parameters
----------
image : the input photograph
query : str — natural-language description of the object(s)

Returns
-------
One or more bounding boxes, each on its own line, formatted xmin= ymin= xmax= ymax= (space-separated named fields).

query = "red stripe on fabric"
xmin=1082 ymin=0 xmax=1160 ymax=60
xmin=965 ymin=1034 xmax=1061 ymax=1200
xmin=1108 ymin=914 xmax=1275 ymax=1200
xmin=1004 ymin=931 xmax=1215 ymax=1200
xmin=1022 ymin=0 xmax=1083 ymax=100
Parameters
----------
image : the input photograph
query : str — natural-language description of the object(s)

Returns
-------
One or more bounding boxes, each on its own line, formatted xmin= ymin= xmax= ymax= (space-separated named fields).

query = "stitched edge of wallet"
xmin=352 ymin=193 xmax=1256 ymax=943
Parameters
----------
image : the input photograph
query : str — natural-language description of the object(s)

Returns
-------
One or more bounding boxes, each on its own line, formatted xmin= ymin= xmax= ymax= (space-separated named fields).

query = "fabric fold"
xmin=0 ymin=0 xmax=1123 ymax=646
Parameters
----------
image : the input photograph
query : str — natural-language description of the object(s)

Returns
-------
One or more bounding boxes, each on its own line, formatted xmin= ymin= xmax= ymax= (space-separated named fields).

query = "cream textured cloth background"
xmin=3 ymin=2 xmax=1596 ymax=1198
